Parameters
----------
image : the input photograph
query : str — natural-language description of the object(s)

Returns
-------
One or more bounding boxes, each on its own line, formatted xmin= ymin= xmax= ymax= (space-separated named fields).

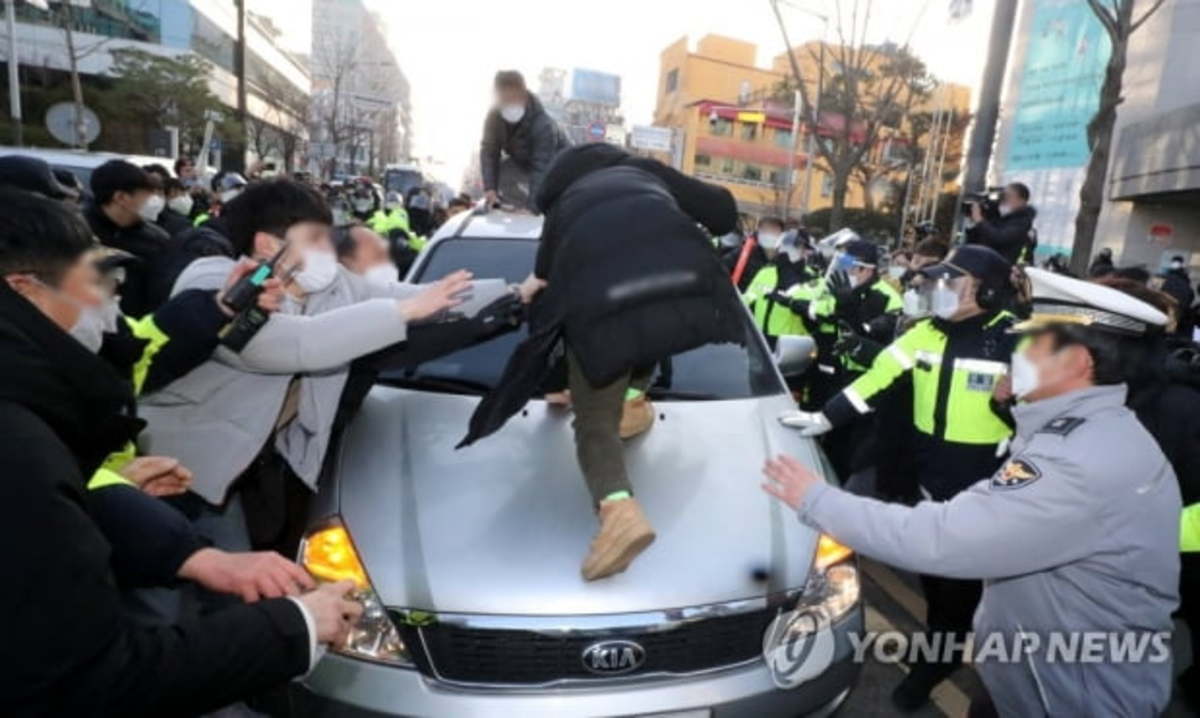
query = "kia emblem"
xmin=581 ymin=640 xmax=646 ymax=675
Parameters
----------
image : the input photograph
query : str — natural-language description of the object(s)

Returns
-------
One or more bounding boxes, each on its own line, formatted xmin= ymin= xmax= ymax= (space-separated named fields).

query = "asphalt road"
xmin=840 ymin=558 xmax=1198 ymax=717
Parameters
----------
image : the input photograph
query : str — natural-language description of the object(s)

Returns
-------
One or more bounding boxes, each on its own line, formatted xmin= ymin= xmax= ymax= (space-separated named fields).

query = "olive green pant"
xmin=567 ymin=353 xmax=653 ymax=505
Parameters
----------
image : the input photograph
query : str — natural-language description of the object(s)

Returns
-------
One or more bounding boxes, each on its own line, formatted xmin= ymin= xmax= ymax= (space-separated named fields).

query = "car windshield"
xmin=379 ymin=236 xmax=784 ymax=400
xmin=384 ymin=169 xmax=423 ymax=197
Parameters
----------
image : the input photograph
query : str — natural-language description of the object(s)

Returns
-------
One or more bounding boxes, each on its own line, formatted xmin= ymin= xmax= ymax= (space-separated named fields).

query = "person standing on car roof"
xmin=779 ymin=244 xmax=1021 ymax=711
xmin=764 ymin=268 xmax=1180 ymax=718
xmin=461 ymin=143 xmax=741 ymax=582
xmin=480 ymin=70 xmax=571 ymax=211
xmin=84 ymin=160 xmax=171 ymax=318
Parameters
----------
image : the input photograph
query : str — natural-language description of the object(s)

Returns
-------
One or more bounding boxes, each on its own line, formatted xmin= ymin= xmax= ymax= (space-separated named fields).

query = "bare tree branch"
xmin=1131 ymin=0 xmax=1169 ymax=32
xmin=1085 ymin=0 xmax=1121 ymax=43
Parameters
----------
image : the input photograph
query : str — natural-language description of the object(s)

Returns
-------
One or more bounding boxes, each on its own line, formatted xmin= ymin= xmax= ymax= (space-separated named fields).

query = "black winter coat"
xmin=149 ymin=220 xmax=236 ymax=310
xmin=480 ymin=94 xmax=571 ymax=206
xmin=84 ymin=202 xmax=171 ymax=317
xmin=964 ymin=204 xmax=1037 ymax=265
xmin=156 ymin=206 xmax=194 ymax=238
xmin=0 ymin=284 xmax=309 ymax=717
xmin=461 ymin=144 xmax=741 ymax=446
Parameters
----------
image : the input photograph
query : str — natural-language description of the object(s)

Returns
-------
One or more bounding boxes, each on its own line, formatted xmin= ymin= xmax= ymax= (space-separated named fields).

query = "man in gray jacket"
xmin=480 ymin=70 xmax=571 ymax=210
xmin=139 ymin=179 xmax=479 ymax=558
xmin=764 ymin=268 xmax=1181 ymax=717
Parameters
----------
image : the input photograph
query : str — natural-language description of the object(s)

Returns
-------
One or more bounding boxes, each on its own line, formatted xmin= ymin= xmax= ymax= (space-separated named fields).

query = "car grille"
xmin=405 ymin=605 xmax=781 ymax=686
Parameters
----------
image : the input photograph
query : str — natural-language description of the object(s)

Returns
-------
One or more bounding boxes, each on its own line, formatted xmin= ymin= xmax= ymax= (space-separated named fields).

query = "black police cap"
xmin=0 ymin=155 xmax=77 ymax=200
xmin=919 ymin=244 xmax=1011 ymax=285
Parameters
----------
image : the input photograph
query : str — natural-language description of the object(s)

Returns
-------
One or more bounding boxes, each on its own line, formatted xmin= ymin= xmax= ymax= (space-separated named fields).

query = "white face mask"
xmin=221 ymin=188 xmax=242 ymax=204
xmin=902 ymin=288 xmax=928 ymax=318
xmin=500 ymin=103 xmax=526 ymax=123
xmin=783 ymin=246 xmax=804 ymax=264
xmin=887 ymin=265 xmax=906 ymax=280
xmin=758 ymin=232 xmax=782 ymax=250
xmin=363 ymin=263 xmax=398 ymax=288
xmin=998 ymin=203 xmax=1013 ymax=217
xmin=1009 ymin=350 xmax=1040 ymax=400
xmin=139 ymin=194 xmax=165 ymax=223
xmin=931 ymin=279 xmax=959 ymax=319
xmin=294 ymin=248 xmax=339 ymax=293
xmin=353 ymin=198 xmax=373 ymax=212
xmin=1170 ymin=260 xmax=1184 ymax=270
xmin=168 ymin=194 xmax=194 ymax=216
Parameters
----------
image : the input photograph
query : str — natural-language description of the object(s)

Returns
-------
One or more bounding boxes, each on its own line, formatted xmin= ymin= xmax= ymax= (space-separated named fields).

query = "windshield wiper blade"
xmin=645 ymin=387 xmax=719 ymax=401
xmin=379 ymin=374 xmax=493 ymax=395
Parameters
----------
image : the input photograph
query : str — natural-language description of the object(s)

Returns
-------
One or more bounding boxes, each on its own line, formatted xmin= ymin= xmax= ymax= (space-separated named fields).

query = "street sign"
xmin=630 ymin=125 xmax=673 ymax=152
xmin=45 ymin=102 xmax=100 ymax=146
xmin=587 ymin=122 xmax=606 ymax=141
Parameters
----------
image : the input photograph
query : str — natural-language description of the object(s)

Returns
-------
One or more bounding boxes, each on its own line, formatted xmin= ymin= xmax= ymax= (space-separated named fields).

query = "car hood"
xmin=334 ymin=388 xmax=829 ymax=615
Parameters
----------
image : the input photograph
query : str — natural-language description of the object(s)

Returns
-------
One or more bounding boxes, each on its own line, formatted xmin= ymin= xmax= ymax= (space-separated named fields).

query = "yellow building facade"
xmin=652 ymin=34 xmax=970 ymax=223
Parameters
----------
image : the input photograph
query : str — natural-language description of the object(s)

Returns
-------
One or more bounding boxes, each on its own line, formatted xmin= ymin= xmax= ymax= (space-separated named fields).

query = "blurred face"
xmin=341 ymin=226 xmax=390 ymax=275
xmin=1013 ymin=332 xmax=1092 ymax=402
xmin=109 ymin=188 xmax=155 ymax=227
xmin=4 ymin=255 xmax=102 ymax=332
xmin=495 ymin=86 xmax=527 ymax=109
xmin=1002 ymin=186 xmax=1027 ymax=211
xmin=177 ymin=161 xmax=195 ymax=179
xmin=848 ymin=264 xmax=876 ymax=288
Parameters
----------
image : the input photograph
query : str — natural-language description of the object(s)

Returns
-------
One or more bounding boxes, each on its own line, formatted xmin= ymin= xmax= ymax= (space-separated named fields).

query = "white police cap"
xmin=1013 ymin=267 xmax=1168 ymax=335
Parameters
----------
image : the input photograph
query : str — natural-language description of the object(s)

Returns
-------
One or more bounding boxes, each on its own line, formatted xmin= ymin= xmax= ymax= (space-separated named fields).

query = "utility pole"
xmin=231 ymin=0 xmax=247 ymax=172
xmin=953 ymin=0 xmax=1019 ymax=239
xmin=6 ymin=0 xmax=22 ymax=146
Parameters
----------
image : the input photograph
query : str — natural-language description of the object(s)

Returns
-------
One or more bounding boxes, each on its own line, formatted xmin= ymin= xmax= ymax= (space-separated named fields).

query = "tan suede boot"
xmin=581 ymin=498 xmax=656 ymax=581
xmin=618 ymin=396 xmax=655 ymax=439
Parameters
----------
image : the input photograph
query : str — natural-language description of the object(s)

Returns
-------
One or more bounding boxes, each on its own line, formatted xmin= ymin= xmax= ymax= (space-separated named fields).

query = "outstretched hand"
xmin=761 ymin=454 xmax=823 ymax=511
xmin=398 ymin=270 xmax=474 ymax=322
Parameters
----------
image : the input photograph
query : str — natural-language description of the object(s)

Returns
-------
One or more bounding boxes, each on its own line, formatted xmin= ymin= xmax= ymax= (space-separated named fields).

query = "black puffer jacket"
xmin=964 ymin=204 xmax=1037 ymax=265
xmin=480 ymin=94 xmax=571 ymax=207
xmin=0 ymin=283 xmax=309 ymax=717
xmin=461 ymin=144 xmax=741 ymax=446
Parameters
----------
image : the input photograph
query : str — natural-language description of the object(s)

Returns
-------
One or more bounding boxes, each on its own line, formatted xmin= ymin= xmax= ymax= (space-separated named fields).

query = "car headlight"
xmin=803 ymin=534 xmax=859 ymax=622
xmin=300 ymin=518 xmax=413 ymax=666
xmin=761 ymin=535 xmax=859 ymax=687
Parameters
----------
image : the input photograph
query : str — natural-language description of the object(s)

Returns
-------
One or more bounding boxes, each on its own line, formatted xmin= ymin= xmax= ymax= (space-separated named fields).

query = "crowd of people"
xmin=0 ymin=67 xmax=1196 ymax=717
xmin=0 ymin=151 xmax=515 ymax=716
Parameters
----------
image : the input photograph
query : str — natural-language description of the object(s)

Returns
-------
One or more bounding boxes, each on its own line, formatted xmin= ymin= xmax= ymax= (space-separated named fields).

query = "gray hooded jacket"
xmin=138 ymin=256 xmax=425 ymax=505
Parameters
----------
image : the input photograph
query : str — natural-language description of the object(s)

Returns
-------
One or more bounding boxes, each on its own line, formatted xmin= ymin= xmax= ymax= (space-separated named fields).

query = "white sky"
xmin=273 ymin=0 xmax=999 ymax=186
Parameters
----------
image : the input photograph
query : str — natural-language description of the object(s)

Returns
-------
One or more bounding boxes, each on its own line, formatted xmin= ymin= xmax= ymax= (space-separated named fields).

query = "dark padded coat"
xmin=460 ymin=144 xmax=741 ymax=446
xmin=0 ymin=284 xmax=309 ymax=717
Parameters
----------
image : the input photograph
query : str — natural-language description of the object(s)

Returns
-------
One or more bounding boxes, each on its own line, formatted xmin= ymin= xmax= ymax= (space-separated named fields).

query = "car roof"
xmin=431 ymin=208 xmax=543 ymax=241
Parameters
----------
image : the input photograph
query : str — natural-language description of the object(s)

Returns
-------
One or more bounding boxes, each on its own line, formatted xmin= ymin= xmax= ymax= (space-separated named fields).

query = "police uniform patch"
xmin=966 ymin=372 xmax=996 ymax=392
xmin=1038 ymin=416 xmax=1086 ymax=436
xmin=991 ymin=458 xmax=1042 ymax=490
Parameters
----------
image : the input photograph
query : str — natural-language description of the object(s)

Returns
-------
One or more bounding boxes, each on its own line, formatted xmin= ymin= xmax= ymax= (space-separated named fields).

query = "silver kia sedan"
xmin=291 ymin=209 xmax=863 ymax=717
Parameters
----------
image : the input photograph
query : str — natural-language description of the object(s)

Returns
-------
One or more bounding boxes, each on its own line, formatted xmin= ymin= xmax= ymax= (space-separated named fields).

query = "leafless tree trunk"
xmin=772 ymin=0 xmax=932 ymax=232
xmin=1072 ymin=0 xmax=1168 ymax=275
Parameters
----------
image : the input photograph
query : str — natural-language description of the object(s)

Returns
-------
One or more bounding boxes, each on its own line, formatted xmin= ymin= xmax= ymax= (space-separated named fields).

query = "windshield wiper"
xmin=645 ymin=387 xmax=720 ymax=401
xmin=379 ymin=373 xmax=493 ymax=396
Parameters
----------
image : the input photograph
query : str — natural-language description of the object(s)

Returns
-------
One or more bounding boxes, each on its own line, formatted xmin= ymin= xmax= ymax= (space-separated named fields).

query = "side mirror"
xmin=775 ymin=335 xmax=816 ymax=377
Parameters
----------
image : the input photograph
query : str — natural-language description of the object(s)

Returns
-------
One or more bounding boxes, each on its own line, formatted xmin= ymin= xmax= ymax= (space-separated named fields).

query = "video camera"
xmin=962 ymin=187 xmax=1005 ymax=222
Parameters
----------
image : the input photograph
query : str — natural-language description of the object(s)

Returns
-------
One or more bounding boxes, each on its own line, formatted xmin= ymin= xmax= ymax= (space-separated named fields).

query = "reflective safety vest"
xmin=86 ymin=313 xmax=171 ymax=491
xmin=1183 ymin=503 xmax=1200 ymax=552
xmin=826 ymin=312 xmax=1018 ymax=446
xmin=743 ymin=264 xmax=813 ymax=338
xmin=368 ymin=207 xmax=410 ymax=236
xmin=192 ymin=211 xmax=210 ymax=227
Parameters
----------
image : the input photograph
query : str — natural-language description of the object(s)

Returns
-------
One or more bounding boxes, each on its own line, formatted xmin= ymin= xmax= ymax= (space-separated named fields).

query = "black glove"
xmin=826 ymin=271 xmax=857 ymax=304
xmin=834 ymin=332 xmax=884 ymax=366
xmin=770 ymin=290 xmax=809 ymax=316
